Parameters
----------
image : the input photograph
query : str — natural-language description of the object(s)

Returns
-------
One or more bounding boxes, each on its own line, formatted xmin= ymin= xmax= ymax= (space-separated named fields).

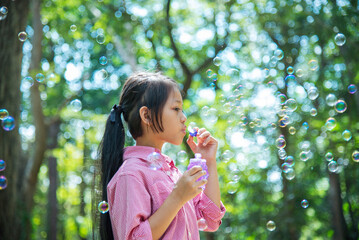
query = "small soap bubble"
xmin=278 ymin=94 xmax=287 ymax=105
xmin=35 ymin=73 xmax=45 ymax=82
xmin=310 ymin=108 xmax=317 ymax=117
xmin=207 ymin=108 xmax=218 ymax=124
xmin=213 ymin=57 xmax=222 ymax=66
xmin=227 ymin=181 xmax=238 ymax=194
xmin=177 ymin=150 xmax=188 ymax=163
xmin=342 ymin=130 xmax=352 ymax=141
xmin=307 ymin=87 xmax=319 ymax=100
xmin=276 ymin=137 xmax=286 ymax=149
xmin=284 ymin=168 xmax=295 ymax=180
xmin=286 ymin=66 xmax=294 ymax=75
xmin=0 ymin=176 xmax=7 ymax=190
xmin=2 ymin=116 xmax=15 ymax=131
xmin=308 ymin=60 xmax=318 ymax=71
xmin=334 ymin=100 xmax=347 ymax=113
xmin=278 ymin=148 xmax=287 ymax=159
xmin=299 ymin=151 xmax=309 ymax=161
xmin=328 ymin=161 xmax=338 ymax=173
xmin=326 ymin=94 xmax=337 ymax=106
xmin=289 ymin=126 xmax=296 ymax=135
xmin=263 ymin=68 xmax=270 ymax=78
xmin=285 ymin=156 xmax=295 ymax=167
xmin=0 ymin=159 xmax=5 ymax=171
xmin=96 ymin=34 xmax=105 ymax=44
xmin=348 ymin=84 xmax=357 ymax=94
xmin=334 ymin=33 xmax=346 ymax=46
xmin=222 ymin=150 xmax=234 ymax=162
xmin=147 ymin=152 xmax=162 ymax=170
xmin=281 ymin=163 xmax=291 ymax=173
xmin=325 ymin=117 xmax=336 ymax=131
xmin=285 ymin=99 xmax=297 ymax=112
xmin=197 ymin=218 xmax=208 ymax=231
xmin=325 ymin=152 xmax=334 ymax=161
xmin=285 ymin=74 xmax=295 ymax=82
xmin=0 ymin=109 xmax=9 ymax=120
xmin=69 ymin=99 xmax=82 ymax=112
xmin=352 ymin=150 xmax=359 ymax=162
xmin=274 ymin=49 xmax=284 ymax=60
xmin=296 ymin=69 xmax=303 ymax=77
xmin=70 ymin=24 xmax=77 ymax=32
xmin=0 ymin=6 xmax=8 ymax=20
xmin=266 ymin=220 xmax=276 ymax=231
xmin=18 ymin=31 xmax=28 ymax=42
xmin=211 ymin=73 xmax=218 ymax=82
xmin=206 ymin=69 xmax=213 ymax=78
xmin=302 ymin=122 xmax=309 ymax=130
xmin=188 ymin=122 xmax=198 ymax=137
xmin=99 ymin=56 xmax=108 ymax=65
xmin=98 ymin=201 xmax=109 ymax=213
xmin=100 ymin=69 xmax=108 ymax=79
xmin=301 ymin=199 xmax=309 ymax=208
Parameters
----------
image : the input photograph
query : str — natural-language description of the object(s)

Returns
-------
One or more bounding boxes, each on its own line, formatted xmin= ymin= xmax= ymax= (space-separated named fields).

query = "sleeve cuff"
xmin=198 ymin=193 xmax=226 ymax=222
xmin=131 ymin=219 xmax=153 ymax=239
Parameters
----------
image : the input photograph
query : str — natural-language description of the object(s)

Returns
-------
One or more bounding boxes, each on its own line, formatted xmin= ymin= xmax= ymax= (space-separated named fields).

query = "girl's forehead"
xmin=168 ymin=88 xmax=183 ymax=104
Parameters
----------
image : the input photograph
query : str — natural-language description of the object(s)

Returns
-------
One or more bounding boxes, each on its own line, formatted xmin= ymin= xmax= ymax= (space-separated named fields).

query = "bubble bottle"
xmin=187 ymin=153 xmax=209 ymax=190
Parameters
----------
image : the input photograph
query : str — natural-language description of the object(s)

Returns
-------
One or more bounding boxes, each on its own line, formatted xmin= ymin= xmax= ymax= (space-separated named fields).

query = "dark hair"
xmin=96 ymin=72 xmax=179 ymax=240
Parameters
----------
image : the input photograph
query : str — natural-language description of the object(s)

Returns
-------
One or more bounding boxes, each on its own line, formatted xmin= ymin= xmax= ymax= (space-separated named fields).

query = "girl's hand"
xmin=171 ymin=166 xmax=207 ymax=205
xmin=186 ymin=127 xmax=218 ymax=166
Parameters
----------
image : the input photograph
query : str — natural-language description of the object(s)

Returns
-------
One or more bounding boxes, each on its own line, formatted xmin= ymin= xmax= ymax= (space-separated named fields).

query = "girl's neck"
xmin=135 ymin=137 xmax=164 ymax=152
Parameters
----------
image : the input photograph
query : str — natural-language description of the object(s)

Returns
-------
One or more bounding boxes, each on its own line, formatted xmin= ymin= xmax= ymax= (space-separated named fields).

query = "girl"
xmin=98 ymin=72 xmax=225 ymax=240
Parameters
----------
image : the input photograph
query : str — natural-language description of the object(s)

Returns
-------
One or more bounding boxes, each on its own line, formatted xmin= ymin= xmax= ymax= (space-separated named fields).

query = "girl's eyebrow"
xmin=174 ymin=100 xmax=183 ymax=104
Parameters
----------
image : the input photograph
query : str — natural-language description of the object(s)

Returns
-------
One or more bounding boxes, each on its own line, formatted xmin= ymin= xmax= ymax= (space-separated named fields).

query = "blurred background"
xmin=0 ymin=0 xmax=358 ymax=239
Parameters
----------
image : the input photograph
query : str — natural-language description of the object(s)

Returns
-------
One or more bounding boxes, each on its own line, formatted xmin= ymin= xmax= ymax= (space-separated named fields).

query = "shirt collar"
xmin=123 ymin=145 xmax=175 ymax=168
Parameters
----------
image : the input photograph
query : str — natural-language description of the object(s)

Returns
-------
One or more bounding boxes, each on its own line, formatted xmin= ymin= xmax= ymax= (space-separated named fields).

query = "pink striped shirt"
xmin=107 ymin=146 xmax=226 ymax=240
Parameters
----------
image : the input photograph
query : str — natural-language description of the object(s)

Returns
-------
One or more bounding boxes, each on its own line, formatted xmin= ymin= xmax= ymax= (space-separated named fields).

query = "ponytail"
xmin=98 ymin=104 xmax=125 ymax=240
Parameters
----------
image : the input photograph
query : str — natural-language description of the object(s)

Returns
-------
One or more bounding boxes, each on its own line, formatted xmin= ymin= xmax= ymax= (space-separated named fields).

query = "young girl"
xmin=98 ymin=72 xmax=225 ymax=239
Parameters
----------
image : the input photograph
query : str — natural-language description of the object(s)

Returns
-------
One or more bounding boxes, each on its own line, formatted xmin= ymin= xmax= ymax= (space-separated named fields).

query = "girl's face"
xmin=156 ymin=87 xmax=187 ymax=146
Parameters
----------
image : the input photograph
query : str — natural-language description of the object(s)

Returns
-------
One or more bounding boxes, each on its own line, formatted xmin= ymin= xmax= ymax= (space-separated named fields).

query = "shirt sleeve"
xmin=193 ymin=192 xmax=226 ymax=232
xmin=107 ymin=174 xmax=153 ymax=240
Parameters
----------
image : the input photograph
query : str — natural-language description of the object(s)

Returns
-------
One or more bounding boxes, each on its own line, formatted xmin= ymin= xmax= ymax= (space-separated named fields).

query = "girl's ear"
xmin=139 ymin=106 xmax=151 ymax=125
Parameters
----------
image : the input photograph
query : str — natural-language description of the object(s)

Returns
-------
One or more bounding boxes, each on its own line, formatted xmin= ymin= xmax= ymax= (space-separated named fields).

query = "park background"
xmin=0 ymin=0 xmax=359 ymax=239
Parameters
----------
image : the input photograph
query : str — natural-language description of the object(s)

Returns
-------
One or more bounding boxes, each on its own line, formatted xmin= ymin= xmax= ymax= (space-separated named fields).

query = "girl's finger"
xmin=197 ymin=128 xmax=207 ymax=136
xmin=202 ymin=136 xmax=213 ymax=146
xmin=198 ymin=131 xmax=210 ymax=140
xmin=187 ymin=135 xmax=198 ymax=151
xmin=186 ymin=165 xmax=203 ymax=175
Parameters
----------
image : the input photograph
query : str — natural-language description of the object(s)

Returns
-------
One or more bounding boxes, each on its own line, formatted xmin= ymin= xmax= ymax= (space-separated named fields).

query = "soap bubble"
xmin=177 ymin=150 xmax=188 ymax=163
xmin=206 ymin=108 xmax=218 ymax=124
xmin=289 ymin=126 xmax=296 ymax=135
xmin=98 ymin=201 xmax=109 ymax=213
xmin=70 ymin=24 xmax=77 ymax=32
xmin=352 ymin=151 xmax=359 ymax=162
xmin=96 ymin=34 xmax=105 ymax=44
xmin=285 ymin=75 xmax=295 ymax=82
xmin=213 ymin=57 xmax=222 ymax=66
xmin=0 ymin=176 xmax=7 ymax=190
xmin=310 ymin=108 xmax=317 ymax=117
xmin=281 ymin=163 xmax=291 ymax=173
xmin=211 ymin=73 xmax=218 ymax=82
xmin=206 ymin=69 xmax=213 ymax=78
xmin=286 ymin=66 xmax=294 ymax=75
xmin=278 ymin=148 xmax=287 ymax=159
xmin=325 ymin=152 xmax=334 ymax=161
xmin=348 ymin=84 xmax=357 ymax=94
xmin=35 ymin=73 xmax=45 ymax=82
xmin=328 ymin=161 xmax=338 ymax=173
xmin=299 ymin=151 xmax=309 ymax=161
xmin=222 ymin=150 xmax=234 ymax=162
xmin=147 ymin=152 xmax=162 ymax=170
xmin=296 ymin=69 xmax=304 ymax=77
xmin=198 ymin=218 xmax=208 ymax=231
xmin=307 ymin=87 xmax=319 ymax=100
xmin=99 ymin=56 xmax=108 ymax=65
xmin=302 ymin=122 xmax=309 ymax=130
xmin=188 ymin=122 xmax=198 ymax=137
xmin=285 ymin=99 xmax=297 ymax=112
xmin=0 ymin=109 xmax=9 ymax=120
xmin=284 ymin=168 xmax=295 ymax=180
xmin=69 ymin=99 xmax=82 ymax=112
xmin=278 ymin=94 xmax=287 ymax=105
xmin=285 ymin=156 xmax=295 ymax=167
xmin=308 ymin=60 xmax=318 ymax=71
xmin=226 ymin=68 xmax=240 ymax=82
xmin=0 ymin=6 xmax=8 ymax=20
xmin=266 ymin=220 xmax=276 ymax=231
xmin=325 ymin=117 xmax=336 ymax=131
xmin=2 ymin=116 xmax=15 ymax=131
xmin=342 ymin=130 xmax=352 ymax=141
xmin=301 ymin=199 xmax=309 ymax=208
xmin=0 ymin=159 xmax=5 ymax=171
xmin=326 ymin=94 xmax=337 ymax=106
xmin=274 ymin=49 xmax=284 ymax=60
xmin=18 ymin=31 xmax=28 ymax=42
xmin=263 ymin=68 xmax=270 ymax=78
xmin=334 ymin=33 xmax=346 ymax=46
xmin=227 ymin=181 xmax=238 ymax=194
xmin=334 ymin=100 xmax=347 ymax=113
xmin=276 ymin=137 xmax=286 ymax=149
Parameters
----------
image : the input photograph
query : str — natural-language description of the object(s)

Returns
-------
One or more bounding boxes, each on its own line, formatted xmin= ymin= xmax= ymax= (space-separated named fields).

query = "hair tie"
xmin=110 ymin=104 xmax=122 ymax=123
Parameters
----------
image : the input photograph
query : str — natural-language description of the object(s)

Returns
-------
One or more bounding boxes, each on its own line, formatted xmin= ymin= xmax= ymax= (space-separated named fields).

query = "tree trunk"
xmin=0 ymin=1 xmax=30 ymax=239
xmin=47 ymin=156 xmax=58 ymax=240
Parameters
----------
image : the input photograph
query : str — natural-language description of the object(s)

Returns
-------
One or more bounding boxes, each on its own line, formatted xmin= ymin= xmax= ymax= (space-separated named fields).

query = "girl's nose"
xmin=181 ymin=111 xmax=187 ymax=123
